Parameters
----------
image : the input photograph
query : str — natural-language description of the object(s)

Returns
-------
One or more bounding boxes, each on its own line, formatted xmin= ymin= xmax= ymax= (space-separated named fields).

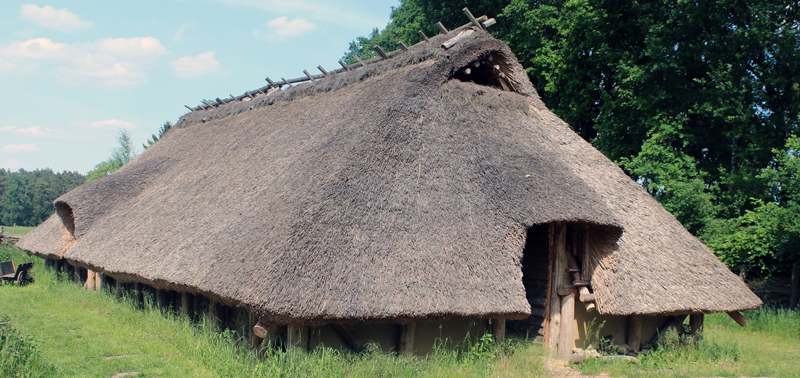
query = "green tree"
xmin=86 ymin=129 xmax=138 ymax=183
xmin=143 ymin=121 xmax=173 ymax=149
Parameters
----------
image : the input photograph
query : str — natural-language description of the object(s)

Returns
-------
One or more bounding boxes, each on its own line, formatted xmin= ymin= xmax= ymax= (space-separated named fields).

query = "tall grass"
xmin=0 ymin=317 xmax=57 ymax=378
xmin=0 ymin=245 xmax=546 ymax=377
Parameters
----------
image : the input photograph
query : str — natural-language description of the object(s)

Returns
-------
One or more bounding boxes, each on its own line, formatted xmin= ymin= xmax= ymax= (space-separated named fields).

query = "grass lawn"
xmin=0 ymin=225 xmax=33 ymax=238
xmin=1 ymin=243 xmax=798 ymax=377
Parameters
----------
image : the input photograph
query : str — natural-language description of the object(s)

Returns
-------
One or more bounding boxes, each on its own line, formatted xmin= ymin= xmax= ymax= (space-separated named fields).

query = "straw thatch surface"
xmin=19 ymin=30 xmax=759 ymax=322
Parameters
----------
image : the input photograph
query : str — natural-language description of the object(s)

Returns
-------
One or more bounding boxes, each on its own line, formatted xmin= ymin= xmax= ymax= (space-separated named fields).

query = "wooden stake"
xmin=418 ymin=30 xmax=429 ymax=41
xmin=727 ymin=311 xmax=747 ymax=327
xmin=558 ymin=293 xmax=575 ymax=359
xmin=690 ymin=314 xmax=704 ymax=343
xmin=492 ymin=318 xmax=506 ymax=344
xmin=266 ymin=77 xmax=277 ymax=88
xmin=436 ymin=21 xmax=448 ymax=34
xmin=350 ymin=54 xmax=364 ymax=67
xmin=303 ymin=70 xmax=315 ymax=82
xmin=333 ymin=324 xmax=367 ymax=351
xmin=626 ymin=315 xmax=642 ymax=353
xmin=399 ymin=322 xmax=416 ymax=355
xmin=287 ymin=325 xmax=309 ymax=351
xmin=462 ymin=7 xmax=483 ymax=30
xmin=317 ymin=65 xmax=329 ymax=76
xmin=396 ymin=41 xmax=408 ymax=51
xmin=372 ymin=45 xmax=389 ymax=60
xmin=338 ymin=59 xmax=349 ymax=70
xmin=546 ymin=222 xmax=567 ymax=352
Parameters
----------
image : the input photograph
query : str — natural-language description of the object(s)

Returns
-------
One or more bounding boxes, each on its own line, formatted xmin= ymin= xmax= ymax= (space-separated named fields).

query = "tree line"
xmin=347 ymin=0 xmax=800 ymax=282
xmin=0 ymin=169 xmax=86 ymax=227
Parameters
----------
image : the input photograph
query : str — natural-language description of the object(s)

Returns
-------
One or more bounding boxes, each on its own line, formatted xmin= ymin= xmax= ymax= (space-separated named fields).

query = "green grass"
xmin=0 ymin=244 xmax=546 ymax=377
xmin=578 ymin=307 xmax=800 ymax=377
xmin=0 ymin=225 xmax=33 ymax=238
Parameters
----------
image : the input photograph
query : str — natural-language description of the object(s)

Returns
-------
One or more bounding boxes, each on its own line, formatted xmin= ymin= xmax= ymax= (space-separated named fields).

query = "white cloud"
xmin=262 ymin=16 xmax=316 ymax=41
xmin=89 ymin=119 xmax=136 ymax=130
xmin=0 ymin=125 xmax=60 ymax=138
xmin=95 ymin=37 xmax=166 ymax=59
xmin=1 ymin=144 xmax=39 ymax=153
xmin=174 ymin=23 xmax=196 ymax=42
xmin=214 ymin=0 xmax=386 ymax=31
xmin=20 ymin=4 xmax=93 ymax=33
xmin=0 ymin=37 xmax=166 ymax=87
xmin=170 ymin=51 xmax=226 ymax=79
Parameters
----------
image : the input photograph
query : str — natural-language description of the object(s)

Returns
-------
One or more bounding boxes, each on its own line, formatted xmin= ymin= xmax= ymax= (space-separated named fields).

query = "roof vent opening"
xmin=55 ymin=201 xmax=75 ymax=237
xmin=452 ymin=52 xmax=516 ymax=92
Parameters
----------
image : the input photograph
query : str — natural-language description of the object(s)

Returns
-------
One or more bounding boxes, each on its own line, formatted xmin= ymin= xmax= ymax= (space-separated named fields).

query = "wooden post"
xmin=333 ymin=324 xmax=367 ymax=351
xmin=546 ymin=222 xmax=568 ymax=352
xmin=650 ymin=315 xmax=688 ymax=345
xmin=399 ymin=322 xmax=416 ymax=355
xmin=791 ymin=266 xmax=799 ymax=309
xmin=287 ymin=325 xmax=309 ymax=351
xmin=84 ymin=270 xmax=95 ymax=290
xmin=180 ymin=293 xmax=192 ymax=317
xmin=492 ymin=318 xmax=506 ymax=344
xmin=690 ymin=314 xmax=704 ymax=343
xmin=248 ymin=313 xmax=263 ymax=349
xmin=156 ymin=289 xmax=167 ymax=311
xmin=209 ymin=301 xmax=221 ymax=331
xmin=96 ymin=273 xmax=104 ymax=291
xmin=73 ymin=266 xmax=82 ymax=284
xmin=558 ymin=293 xmax=575 ymax=359
xmin=626 ymin=315 xmax=642 ymax=353
xmin=436 ymin=21 xmax=448 ymax=34
xmin=115 ymin=280 xmax=122 ymax=299
xmin=727 ymin=311 xmax=747 ymax=327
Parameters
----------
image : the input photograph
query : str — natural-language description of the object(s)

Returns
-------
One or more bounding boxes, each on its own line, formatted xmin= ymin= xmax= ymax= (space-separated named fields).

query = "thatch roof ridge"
xmin=19 ymin=30 xmax=759 ymax=321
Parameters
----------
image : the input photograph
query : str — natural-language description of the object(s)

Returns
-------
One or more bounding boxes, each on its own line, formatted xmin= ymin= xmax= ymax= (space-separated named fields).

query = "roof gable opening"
xmin=452 ymin=52 xmax=516 ymax=92
xmin=55 ymin=201 xmax=75 ymax=237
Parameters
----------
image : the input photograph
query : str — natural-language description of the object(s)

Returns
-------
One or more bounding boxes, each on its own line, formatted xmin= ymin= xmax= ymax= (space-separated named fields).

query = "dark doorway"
xmin=507 ymin=223 xmax=550 ymax=341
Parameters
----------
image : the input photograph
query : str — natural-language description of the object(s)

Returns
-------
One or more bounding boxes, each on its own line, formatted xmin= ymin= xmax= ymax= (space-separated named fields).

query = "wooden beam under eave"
xmin=492 ymin=318 xmax=506 ymax=344
xmin=399 ymin=322 xmax=416 ymax=355
xmin=287 ymin=325 xmax=309 ymax=351
xmin=626 ymin=315 xmax=642 ymax=353
xmin=727 ymin=311 xmax=747 ymax=327
xmin=546 ymin=222 xmax=568 ymax=353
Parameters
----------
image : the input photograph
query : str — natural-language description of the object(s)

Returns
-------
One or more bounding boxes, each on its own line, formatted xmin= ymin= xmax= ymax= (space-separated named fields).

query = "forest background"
xmin=1 ymin=0 xmax=798 ymax=298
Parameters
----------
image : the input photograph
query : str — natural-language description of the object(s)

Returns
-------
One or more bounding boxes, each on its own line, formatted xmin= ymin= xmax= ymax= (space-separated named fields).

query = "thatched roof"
xmin=19 ymin=29 xmax=760 ymax=322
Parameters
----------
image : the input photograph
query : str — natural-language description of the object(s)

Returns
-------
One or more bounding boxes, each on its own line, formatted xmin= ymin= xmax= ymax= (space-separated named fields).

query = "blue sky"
xmin=0 ymin=0 xmax=399 ymax=173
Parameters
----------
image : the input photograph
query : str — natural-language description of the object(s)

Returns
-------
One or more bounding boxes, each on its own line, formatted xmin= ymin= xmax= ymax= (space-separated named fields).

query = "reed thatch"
xmin=18 ymin=29 xmax=760 ymax=323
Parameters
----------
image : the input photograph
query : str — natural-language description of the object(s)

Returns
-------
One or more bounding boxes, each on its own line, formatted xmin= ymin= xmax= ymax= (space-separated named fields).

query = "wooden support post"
xmin=115 ymin=280 xmax=122 ymax=299
xmin=333 ymin=324 xmax=367 ymax=351
xmin=399 ymin=322 xmax=416 ymax=355
xmin=55 ymin=259 xmax=63 ymax=273
xmin=791 ymin=266 xmax=799 ymax=309
xmin=418 ymin=30 xmax=429 ymax=41
xmin=546 ymin=222 xmax=568 ymax=352
xmin=690 ymin=314 xmax=704 ymax=343
xmin=287 ymin=325 xmax=309 ymax=351
xmin=134 ymin=283 xmax=144 ymax=307
xmin=626 ymin=315 xmax=642 ymax=353
xmin=73 ymin=266 xmax=82 ymax=285
xmin=156 ymin=289 xmax=167 ymax=311
xmin=372 ymin=45 xmax=389 ymax=60
xmin=558 ymin=293 xmax=575 ymax=360
xmin=180 ymin=292 xmax=192 ymax=317
xmin=436 ymin=21 xmax=448 ymax=34
xmin=248 ymin=313 xmax=263 ymax=349
xmin=492 ymin=318 xmax=506 ymax=344
xmin=462 ymin=7 xmax=484 ymax=30
xmin=727 ymin=311 xmax=747 ymax=327
xmin=209 ymin=301 xmax=221 ymax=331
